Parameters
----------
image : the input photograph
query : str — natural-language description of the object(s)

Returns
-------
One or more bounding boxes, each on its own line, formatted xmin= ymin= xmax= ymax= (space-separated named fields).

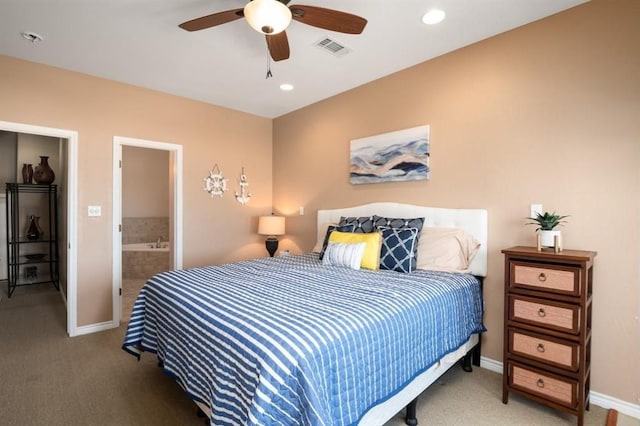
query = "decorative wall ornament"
xmin=350 ymin=125 xmax=430 ymax=184
xmin=234 ymin=167 xmax=252 ymax=205
xmin=203 ymin=164 xmax=228 ymax=198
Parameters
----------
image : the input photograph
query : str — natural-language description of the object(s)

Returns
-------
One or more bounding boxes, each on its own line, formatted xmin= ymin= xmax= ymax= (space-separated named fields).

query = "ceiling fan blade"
xmin=290 ymin=5 xmax=367 ymax=34
xmin=179 ymin=8 xmax=244 ymax=32
xmin=266 ymin=31 xmax=290 ymax=61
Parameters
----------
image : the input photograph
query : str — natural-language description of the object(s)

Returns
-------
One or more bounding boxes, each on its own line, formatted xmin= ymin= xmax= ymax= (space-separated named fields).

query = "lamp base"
xmin=265 ymin=238 xmax=279 ymax=257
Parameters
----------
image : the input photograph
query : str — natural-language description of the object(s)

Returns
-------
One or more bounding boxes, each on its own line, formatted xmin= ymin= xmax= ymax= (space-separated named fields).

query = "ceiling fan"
xmin=179 ymin=0 xmax=367 ymax=62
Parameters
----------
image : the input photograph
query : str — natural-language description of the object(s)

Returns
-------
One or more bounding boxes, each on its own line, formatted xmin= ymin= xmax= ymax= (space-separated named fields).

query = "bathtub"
xmin=122 ymin=242 xmax=170 ymax=278
xmin=122 ymin=242 xmax=170 ymax=252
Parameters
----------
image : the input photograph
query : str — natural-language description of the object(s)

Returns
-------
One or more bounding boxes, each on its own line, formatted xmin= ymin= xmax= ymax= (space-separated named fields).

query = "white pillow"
xmin=416 ymin=227 xmax=480 ymax=273
xmin=322 ymin=242 xmax=366 ymax=270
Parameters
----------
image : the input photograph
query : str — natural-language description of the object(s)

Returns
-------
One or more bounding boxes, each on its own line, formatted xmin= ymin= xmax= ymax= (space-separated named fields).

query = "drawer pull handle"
xmin=537 ymin=343 xmax=545 ymax=353
xmin=537 ymin=378 xmax=545 ymax=388
xmin=538 ymin=308 xmax=546 ymax=317
xmin=538 ymin=273 xmax=547 ymax=282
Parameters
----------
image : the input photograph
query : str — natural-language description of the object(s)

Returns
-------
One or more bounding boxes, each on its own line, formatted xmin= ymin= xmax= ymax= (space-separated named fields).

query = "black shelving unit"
xmin=5 ymin=183 xmax=59 ymax=297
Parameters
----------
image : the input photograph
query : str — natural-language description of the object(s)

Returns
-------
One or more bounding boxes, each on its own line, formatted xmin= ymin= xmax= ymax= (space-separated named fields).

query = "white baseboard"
xmin=73 ymin=320 xmax=118 ymax=336
xmin=479 ymin=356 xmax=640 ymax=420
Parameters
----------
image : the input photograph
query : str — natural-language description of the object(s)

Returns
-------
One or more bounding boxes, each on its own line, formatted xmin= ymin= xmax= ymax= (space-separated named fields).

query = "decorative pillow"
xmin=312 ymin=223 xmax=331 ymax=253
xmin=318 ymin=224 xmax=356 ymax=260
xmin=328 ymin=230 xmax=382 ymax=270
xmin=338 ymin=216 xmax=376 ymax=233
xmin=416 ymin=227 xmax=481 ymax=273
xmin=322 ymin=242 xmax=366 ymax=270
xmin=373 ymin=215 xmax=425 ymax=232
xmin=379 ymin=226 xmax=420 ymax=273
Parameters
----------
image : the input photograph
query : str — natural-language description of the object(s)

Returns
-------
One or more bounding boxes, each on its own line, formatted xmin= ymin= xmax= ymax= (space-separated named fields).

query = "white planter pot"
xmin=540 ymin=230 xmax=561 ymax=247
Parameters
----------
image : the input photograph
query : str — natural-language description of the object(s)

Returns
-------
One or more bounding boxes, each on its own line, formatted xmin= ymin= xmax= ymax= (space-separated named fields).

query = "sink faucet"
xmin=156 ymin=236 xmax=164 ymax=248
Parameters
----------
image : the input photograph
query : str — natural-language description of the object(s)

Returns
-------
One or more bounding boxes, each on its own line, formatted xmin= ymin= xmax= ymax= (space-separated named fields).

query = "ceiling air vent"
xmin=314 ymin=37 xmax=351 ymax=57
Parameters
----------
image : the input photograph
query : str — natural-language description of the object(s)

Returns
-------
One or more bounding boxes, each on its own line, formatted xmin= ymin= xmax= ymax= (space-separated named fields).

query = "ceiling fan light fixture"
xmin=244 ymin=0 xmax=292 ymax=35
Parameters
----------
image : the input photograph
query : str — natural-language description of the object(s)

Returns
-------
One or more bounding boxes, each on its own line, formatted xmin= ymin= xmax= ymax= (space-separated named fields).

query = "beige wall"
xmin=122 ymin=145 xmax=170 ymax=218
xmin=273 ymin=0 xmax=640 ymax=406
xmin=0 ymin=54 xmax=274 ymax=326
xmin=0 ymin=131 xmax=17 ymax=183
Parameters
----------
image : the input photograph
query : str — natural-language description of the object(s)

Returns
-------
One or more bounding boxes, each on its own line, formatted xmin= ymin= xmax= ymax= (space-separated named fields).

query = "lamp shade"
xmin=258 ymin=215 xmax=285 ymax=236
xmin=243 ymin=0 xmax=292 ymax=35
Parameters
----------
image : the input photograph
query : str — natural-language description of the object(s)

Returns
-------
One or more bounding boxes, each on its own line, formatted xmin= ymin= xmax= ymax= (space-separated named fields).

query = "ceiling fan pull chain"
xmin=266 ymin=50 xmax=273 ymax=79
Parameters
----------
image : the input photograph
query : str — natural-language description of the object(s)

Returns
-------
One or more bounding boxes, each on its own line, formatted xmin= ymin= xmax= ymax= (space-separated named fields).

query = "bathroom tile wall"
xmin=122 ymin=217 xmax=169 ymax=244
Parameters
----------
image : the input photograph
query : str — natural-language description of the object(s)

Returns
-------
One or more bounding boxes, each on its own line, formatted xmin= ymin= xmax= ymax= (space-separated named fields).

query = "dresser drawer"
xmin=509 ymin=328 xmax=579 ymax=371
xmin=511 ymin=262 xmax=581 ymax=296
xmin=508 ymin=362 xmax=577 ymax=408
xmin=509 ymin=295 xmax=580 ymax=334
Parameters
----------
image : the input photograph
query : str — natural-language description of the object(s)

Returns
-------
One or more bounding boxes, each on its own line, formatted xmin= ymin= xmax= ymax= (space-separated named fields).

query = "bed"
xmin=123 ymin=202 xmax=488 ymax=425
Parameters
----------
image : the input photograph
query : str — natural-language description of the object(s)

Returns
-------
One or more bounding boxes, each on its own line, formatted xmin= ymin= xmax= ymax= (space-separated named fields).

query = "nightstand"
xmin=502 ymin=246 xmax=596 ymax=426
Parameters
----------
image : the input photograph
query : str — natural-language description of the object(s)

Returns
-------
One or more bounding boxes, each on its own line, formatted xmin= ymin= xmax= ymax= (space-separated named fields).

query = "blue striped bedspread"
xmin=122 ymin=253 xmax=484 ymax=425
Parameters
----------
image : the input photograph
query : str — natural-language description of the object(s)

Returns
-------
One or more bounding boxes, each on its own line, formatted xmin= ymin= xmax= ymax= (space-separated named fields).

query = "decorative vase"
xmin=26 ymin=215 xmax=42 ymax=240
xmin=33 ymin=156 xmax=55 ymax=184
xmin=21 ymin=164 xmax=34 ymax=184
xmin=539 ymin=230 xmax=561 ymax=247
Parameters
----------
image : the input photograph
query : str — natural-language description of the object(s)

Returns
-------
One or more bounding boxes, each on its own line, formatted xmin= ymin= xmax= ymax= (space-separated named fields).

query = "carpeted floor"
xmin=0 ymin=284 xmax=636 ymax=426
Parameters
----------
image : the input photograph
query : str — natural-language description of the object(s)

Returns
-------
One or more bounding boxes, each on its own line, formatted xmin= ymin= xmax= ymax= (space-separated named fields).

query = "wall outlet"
xmin=530 ymin=204 xmax=543 ymax=218
xmin=88 ymin=205 xmax=101 ymax=217
xmin=299 ymin=206 xmax=304 ymax=216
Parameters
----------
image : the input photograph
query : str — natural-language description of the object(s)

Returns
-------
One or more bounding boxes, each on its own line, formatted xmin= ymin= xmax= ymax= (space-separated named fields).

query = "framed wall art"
xmin=350 ymin=125 xmax=430 ymax=185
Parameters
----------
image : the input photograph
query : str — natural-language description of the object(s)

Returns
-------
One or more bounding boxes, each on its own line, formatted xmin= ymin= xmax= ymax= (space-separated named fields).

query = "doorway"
xmin=0 ymin=120 xmax=78 ymax=336
xmin=112 ymin=136 xmax=183 ymax=325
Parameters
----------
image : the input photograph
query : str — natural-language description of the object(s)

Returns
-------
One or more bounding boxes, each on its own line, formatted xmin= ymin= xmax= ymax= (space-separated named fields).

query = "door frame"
xmin=112 ymin=136 xmax=183 ymax=325
xmin=0 ymin=120 xmax=78 ymax=336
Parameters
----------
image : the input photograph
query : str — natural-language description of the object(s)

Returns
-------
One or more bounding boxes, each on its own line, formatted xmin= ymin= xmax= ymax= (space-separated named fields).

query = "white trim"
xmin=479 ymin=357 xmax=640 ymax=420
xmin=73 ymin=320 xmax=114 ymax=336
xmin=480 ymin=356 xmax=503 ymax=373
xmin=591 ymin=391 xmax=640 ymax=420
xmin=112 ymin=136 xmax=183 ymax=327
xmin=0 ymin=120 xmax=78 ymax=337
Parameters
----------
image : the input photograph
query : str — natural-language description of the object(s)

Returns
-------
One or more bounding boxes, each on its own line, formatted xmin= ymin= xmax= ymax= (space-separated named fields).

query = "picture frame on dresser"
xmin=502 ymin=246 xmax=596 ymax=426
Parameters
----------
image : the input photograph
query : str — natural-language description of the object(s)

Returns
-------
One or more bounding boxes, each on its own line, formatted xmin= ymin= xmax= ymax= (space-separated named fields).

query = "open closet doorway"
xmin=112 ymin=136 xmax=183 ymax=325
xmin=0 ymin=120 xmax=78 ymax=336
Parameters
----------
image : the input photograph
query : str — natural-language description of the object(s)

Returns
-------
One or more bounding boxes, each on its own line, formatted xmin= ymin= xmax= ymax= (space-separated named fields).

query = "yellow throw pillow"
xmin=328 ymin=231 xmax=382 ymax=270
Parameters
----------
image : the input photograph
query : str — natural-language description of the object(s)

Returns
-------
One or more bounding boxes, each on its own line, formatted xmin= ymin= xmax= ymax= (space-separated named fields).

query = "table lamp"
xmin=258 ymin=215 xmax=285 ymax=257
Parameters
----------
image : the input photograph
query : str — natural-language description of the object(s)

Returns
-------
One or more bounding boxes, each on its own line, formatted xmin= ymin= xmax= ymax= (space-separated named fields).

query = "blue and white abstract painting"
xmin=350 ymin=125 xmax=430 ymax=184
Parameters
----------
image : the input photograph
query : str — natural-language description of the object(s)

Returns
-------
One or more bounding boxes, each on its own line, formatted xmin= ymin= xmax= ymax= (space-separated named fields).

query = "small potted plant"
xmin=526 ymin=211 xmax=569 ymax=248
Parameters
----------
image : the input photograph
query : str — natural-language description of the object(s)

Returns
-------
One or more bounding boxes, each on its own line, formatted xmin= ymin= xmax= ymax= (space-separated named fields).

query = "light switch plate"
xmin=530 ymin=204 xmax=543 ymax=218
xmin=88 ymin=205 xmax=101 ymax=217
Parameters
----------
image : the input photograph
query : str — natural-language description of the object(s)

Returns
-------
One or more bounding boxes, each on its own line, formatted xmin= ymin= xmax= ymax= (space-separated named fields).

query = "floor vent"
xmin=314 ymin=37 xmax=351 ymax=57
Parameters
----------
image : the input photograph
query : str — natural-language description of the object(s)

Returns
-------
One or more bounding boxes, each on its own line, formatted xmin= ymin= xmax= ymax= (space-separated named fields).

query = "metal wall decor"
xmin=234 ymin=167 xmax=251 ymax=205
xmin=203 ymin=164 xmax=228 ymax=198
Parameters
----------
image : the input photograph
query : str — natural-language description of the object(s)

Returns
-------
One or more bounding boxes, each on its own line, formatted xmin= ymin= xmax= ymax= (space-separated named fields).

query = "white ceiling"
xmin=0 ymin=0 xmax=587 ymax=119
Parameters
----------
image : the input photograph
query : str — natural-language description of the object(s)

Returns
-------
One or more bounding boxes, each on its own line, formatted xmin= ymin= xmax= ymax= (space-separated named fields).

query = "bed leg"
xmin=405 ymin=398 xmax=418 ymax=426
xmin=462 ymin=351 xmax=473 ymax=372
xmin=196 ymin=408 xmax=210 ymax=425
xmin=462 ymin=337 xmax=482 ymax=372
xmin=472 ymin=337 xmax=481 ymax=367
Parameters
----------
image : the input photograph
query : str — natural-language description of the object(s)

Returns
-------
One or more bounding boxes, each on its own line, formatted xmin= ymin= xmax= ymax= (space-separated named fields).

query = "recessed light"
xmin=21 ymin=31 xmax=44 ymax=43
xmin=422 ymin=9 xmax=445 ymax=25
xmin=280 ymin=83 xmax=294 ymax=91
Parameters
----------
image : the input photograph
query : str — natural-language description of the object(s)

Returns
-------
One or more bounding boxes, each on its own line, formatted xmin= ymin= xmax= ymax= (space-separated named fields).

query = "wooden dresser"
xmin=502 ymin=246 xmax=596 ymax=426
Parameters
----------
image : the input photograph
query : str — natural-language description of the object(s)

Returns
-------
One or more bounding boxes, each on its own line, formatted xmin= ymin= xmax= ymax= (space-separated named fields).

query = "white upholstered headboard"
xmin=317 ymin=202 xmax=488 ymax=277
